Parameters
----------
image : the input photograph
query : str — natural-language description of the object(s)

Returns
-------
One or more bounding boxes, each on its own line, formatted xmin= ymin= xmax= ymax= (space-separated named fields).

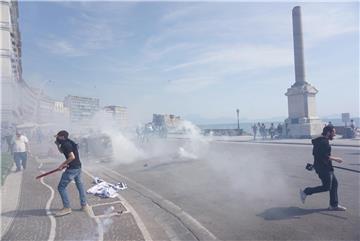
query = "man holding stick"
xmin=299 ymin=125 xmax=346 ymax=211
xmin=54 ymin=130 xmax=90 ymax=217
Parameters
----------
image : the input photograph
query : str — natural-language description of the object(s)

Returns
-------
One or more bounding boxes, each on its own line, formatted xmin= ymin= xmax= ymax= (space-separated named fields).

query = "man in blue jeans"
xmin=12 ymin=130 xmax=30 ymax=171
xmin=54 ymin=130 xmax=90 ymax=217
xmin=299 ymin=125 xmax=346 ymax=211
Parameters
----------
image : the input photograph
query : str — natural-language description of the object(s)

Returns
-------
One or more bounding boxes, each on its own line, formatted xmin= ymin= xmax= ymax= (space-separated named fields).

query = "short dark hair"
xmin=56 ymin=130 xmax=69 ymax=139
xmin=322 ymin=125 xmax=334 ymax=136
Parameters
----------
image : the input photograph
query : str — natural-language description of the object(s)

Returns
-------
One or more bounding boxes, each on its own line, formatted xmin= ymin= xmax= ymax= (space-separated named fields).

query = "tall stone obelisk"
xmin=285 ymin=6 xmax=323 ymax=138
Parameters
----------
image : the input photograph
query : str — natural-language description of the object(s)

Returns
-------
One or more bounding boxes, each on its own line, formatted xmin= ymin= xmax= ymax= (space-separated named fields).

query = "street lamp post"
xmin=236 ymin=109 xmax=240 ymax=129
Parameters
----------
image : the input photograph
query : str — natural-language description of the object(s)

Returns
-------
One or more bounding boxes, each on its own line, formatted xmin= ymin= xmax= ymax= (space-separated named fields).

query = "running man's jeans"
xmin=13 ymin=152 xmax=27 ymax=171
xmin=58 ymin=168 xmax=87 ymax=208
xmin=304 ymin=171 xmax=338 ymax=207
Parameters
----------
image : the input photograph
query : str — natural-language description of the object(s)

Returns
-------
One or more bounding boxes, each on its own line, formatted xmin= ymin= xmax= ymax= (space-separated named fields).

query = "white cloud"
xmin=40 ymin=4 xmax=133 ymax=57
xmin=302 ymin=5 xmax=359 ymax=47
xmin=40 ymin=38 xmax=86 ymax=57
xmin=164 ymin=44 xmax=292 ymax=73
xmin=166 ymin=76 xmax=219 ymax=93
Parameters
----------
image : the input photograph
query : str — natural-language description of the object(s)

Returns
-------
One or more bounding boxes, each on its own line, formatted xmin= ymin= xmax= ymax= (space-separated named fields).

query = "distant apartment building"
xmin=54 ymin=101 xmax=64 ymax=113
xmin=19 ymin=82 xmax=38 ymax=123
xmin=64 ymin=95 xmax=100 ymax=124
xmin=37 ymin=92 xmax=55 ymax=124
xmin=103 ymin=105 xmax=128 ymax=128
xmin=53 ymin=101 xmax=70 ymax=125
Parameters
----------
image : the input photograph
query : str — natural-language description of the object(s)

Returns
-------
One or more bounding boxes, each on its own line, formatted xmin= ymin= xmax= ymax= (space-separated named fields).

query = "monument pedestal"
xmin=285 ymin=84 xmax=323 ymax=138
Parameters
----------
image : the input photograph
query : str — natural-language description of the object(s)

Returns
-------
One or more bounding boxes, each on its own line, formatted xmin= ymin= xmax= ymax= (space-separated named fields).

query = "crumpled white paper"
xmin=87 ymin=177 xmax=127 ymax=198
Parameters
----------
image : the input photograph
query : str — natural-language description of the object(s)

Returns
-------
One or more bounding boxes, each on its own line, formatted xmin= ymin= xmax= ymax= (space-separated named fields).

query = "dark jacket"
xmin=312 ymin=136 xmax=333 ymax=172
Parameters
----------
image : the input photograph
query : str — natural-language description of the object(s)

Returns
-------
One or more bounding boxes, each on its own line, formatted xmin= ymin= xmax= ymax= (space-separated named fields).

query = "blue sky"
xmin=19 ymin=1 xmax=359 ymax=123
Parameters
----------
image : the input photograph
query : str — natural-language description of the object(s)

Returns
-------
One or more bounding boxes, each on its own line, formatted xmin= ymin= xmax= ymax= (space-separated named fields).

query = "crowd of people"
xmin=251 ymin=122 xmax=289 ymax=140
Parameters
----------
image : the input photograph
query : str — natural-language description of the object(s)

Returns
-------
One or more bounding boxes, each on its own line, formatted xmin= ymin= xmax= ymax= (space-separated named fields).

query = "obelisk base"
xmin=285 ymin=84 xmax=323 ymax=138
xmin=285 ymin=118 xmax=323 ymax=138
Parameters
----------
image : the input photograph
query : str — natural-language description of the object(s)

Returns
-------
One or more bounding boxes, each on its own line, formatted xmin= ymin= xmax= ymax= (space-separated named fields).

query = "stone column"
xmin=285 ymin=6 xmax=323 ymax=138
xmin=292 ymin=6 xmax=307 ymax=86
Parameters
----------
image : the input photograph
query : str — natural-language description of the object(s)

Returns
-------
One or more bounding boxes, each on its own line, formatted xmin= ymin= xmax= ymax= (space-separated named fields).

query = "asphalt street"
xmin=87 ymin=139 xmax=360 ymax=241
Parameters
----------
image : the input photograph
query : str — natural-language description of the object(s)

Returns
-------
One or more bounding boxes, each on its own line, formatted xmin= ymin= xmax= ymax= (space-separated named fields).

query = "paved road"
xmin=87 ymin=139 xmax=360 ymax=241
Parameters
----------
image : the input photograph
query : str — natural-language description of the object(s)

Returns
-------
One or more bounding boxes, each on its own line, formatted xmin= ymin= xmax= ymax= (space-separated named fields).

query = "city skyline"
xmin=19 ymin=1 xmax=359 ymax=123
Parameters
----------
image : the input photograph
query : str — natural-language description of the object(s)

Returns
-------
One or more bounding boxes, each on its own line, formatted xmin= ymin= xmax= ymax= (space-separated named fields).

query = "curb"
xmin=0 ymin=164 xmax=23 ymax=238
xmin=170 ymin=137 xmax=360 ymax=148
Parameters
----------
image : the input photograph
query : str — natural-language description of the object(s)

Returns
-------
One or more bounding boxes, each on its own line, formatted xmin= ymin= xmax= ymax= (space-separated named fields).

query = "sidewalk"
xmin=0 ymin=157 xmax=146 ymax=241
xmin=169 ymin=134 xmax=360 ymax=148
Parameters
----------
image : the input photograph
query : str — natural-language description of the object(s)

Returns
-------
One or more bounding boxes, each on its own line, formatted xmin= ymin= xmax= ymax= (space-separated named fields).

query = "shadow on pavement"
xmin=1 ymin=209 xmax=47 ymax=218
xmin=257 ymin=206 xmax=326 ymax=220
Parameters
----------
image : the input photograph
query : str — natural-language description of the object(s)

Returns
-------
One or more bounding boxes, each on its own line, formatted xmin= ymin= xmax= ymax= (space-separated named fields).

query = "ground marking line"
xmin=91 ymin=200 xmax=123 ymax=208
xmin=39 ymin=172 xmax=56 ymax=241
xmin=83 ymin=169 xmax=153 ymax=241
xmin=98 ymin=165 xmax=217 ymax=240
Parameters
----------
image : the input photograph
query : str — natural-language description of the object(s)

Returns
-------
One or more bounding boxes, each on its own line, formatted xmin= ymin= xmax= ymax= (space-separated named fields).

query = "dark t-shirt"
xmin=61 ymin=139 xmax=81 ymax=169
xmin=312 ymin=136 xmax=333 ymax=172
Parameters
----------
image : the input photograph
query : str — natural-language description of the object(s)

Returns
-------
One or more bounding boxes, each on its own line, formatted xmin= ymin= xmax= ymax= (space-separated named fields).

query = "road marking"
xmin=91 ymin=200 xmax=123 ymax=208
xmin=39 ymin=174 xmax=56 ymax=241
xmin=83 ymin=169 xmax=153 ymax=241
xmin=98 ymin=166 xmax=218 ymax=241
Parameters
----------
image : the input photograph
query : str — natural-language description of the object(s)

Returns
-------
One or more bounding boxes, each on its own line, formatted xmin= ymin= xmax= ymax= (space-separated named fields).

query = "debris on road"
xmin=87 ymin=177 xmax=127 ymax=198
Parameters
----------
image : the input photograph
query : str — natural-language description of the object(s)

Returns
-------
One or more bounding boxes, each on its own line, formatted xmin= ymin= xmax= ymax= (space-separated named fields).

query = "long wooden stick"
xmin=35 ymin=168 xmax=60 ymax=179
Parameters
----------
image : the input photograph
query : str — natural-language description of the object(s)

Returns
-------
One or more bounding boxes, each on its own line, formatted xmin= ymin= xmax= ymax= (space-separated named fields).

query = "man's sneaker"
xmin=328 ymin=205 xmax=347 ymax=211
xmin=299 ymin=189 xmax=307 ymax=204
xmin=81 ymin=204 xmax=91 ymax=216
xmin=55 ymin=208 xmax=72 ymax=217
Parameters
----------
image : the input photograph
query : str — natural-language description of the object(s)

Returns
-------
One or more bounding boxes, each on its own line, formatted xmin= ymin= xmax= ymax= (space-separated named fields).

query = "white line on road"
xmin=99 ymin=166 xmax=218 ymax=241
xmin=39 ymin=173 xmax=56 ymax=241
xmin=83 ymin=169 xmax=153 ymax=241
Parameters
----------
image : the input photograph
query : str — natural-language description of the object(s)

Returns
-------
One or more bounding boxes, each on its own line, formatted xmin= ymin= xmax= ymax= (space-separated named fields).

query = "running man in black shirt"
xmin=299 ymin=126 xmax=346 ymax=211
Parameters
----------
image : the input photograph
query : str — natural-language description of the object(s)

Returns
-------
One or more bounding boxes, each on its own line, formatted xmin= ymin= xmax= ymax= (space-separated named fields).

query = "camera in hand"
xmin=305 ymin=163 xmax=314 ymax=171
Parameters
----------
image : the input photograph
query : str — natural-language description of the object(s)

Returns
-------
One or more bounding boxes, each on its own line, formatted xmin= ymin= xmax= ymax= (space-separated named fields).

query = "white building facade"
xmin=103 ymin=105 xmax=128 ymax=128
xmin=1 ymin=0 xmax=39 ymax=129
xmin=64 ymin=95 xmax=100 ymax=125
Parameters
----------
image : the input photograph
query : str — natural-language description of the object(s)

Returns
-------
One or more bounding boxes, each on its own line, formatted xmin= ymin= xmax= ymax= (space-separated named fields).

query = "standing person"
xmin=3 ymin=126 xmax=14 ymax=153
xmin=54 ymin=130 xmax=89 ymax=217
xmin=327 ymin=121 xmax=334 ymax=128
xmin=252 ymin=124 xmax=258 ymax=140
xmin=277 ymin=123 xmax=283 ymax=139
xmin=299 ymin=126 xmax=346 ymax=211
xmin=269 ymin=123 xmax=275 ymax=139
xmin=350 ymin=119 xmax=355 ymax=130
xmin=350 ymin=119 xmax=356 ymax=138
xmin=261 ymin=123 xmax=267 ymax=139
xmin=12 ymin=130 xmax=30 ymax=172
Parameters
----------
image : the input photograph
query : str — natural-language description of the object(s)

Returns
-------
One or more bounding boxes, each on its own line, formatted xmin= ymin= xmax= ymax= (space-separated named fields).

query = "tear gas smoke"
xmin=88 ymin=112 xmax=145 ymax=164
xmin=100 ymin=206 xmax=115 ymax=234
xmin=205 ymin=144 xmax=292 ymax=201
xmin=174 ymin=120 xmax=211 ymax=160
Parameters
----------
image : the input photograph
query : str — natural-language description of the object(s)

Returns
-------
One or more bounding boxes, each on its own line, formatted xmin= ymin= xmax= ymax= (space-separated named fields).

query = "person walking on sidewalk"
xmin=54 ymin=130 xmax=90 ymax=217
xmin=12 ymin=130 xmax=30 ymax=172
xmin=299 ymin=125 xmax=346 ymax=211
